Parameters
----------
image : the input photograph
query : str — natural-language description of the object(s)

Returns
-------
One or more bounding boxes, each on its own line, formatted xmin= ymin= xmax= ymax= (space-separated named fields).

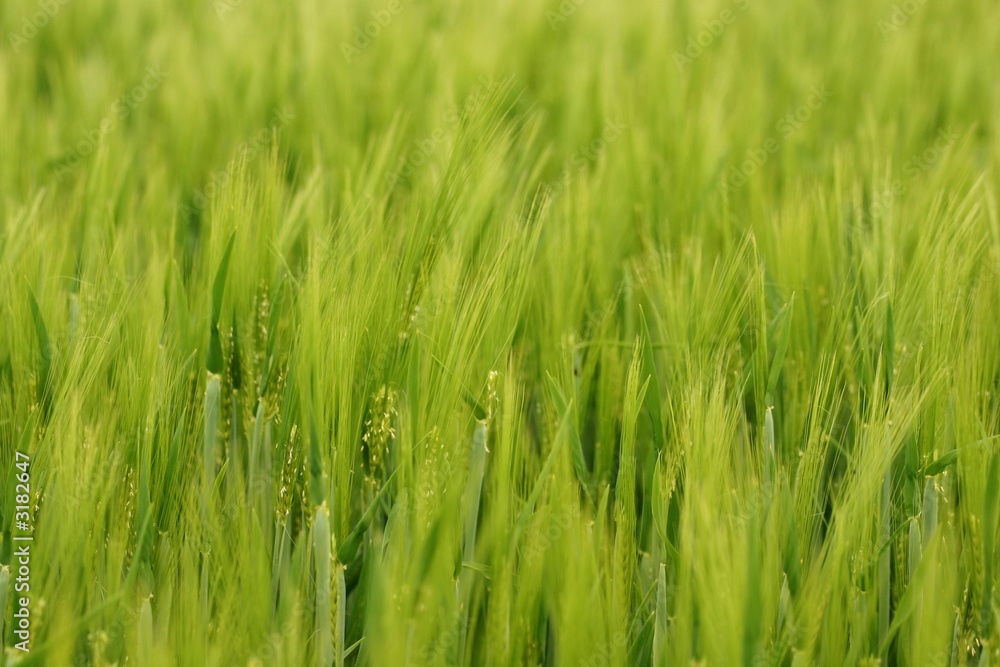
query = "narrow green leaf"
xmin=462 ymin=421 xmax=488 ymax=564
xmin=744 ymin=510 xmax=762 ymax=667
xmin=639 ymin=307 xmax=664 ymax=451
xmin=628 ymin=613 xmax=655 ymax=666
xmin=922 ymin=434 xmax=1000 ymax=477
xmin=884 ymin=298 xmax=895 ymax=396
xmin=26 ymin=287 xmax=51 ymax=409
xmin=512 ymin=398 xmax=576 ymax=551
xmin=0 ymin=566 xmax=9 ymax=642
xmin=314 ymin=504 xmax=332 ymax=667
xmin=765 ymin=294 xmax=794 ymax=406
xmin=922 ymin=478 xmax=938 ymax=541
xmin=651 ymin=457 xmax=666 ymax=549
xmin=337 ymin=469 xmax=398 ymax=565
xmin=653 ymin=563 xmax=667 ymax=667
xmin=207 ymin=232 xmax=236 ymax=374
xmin=545 ymin=372 xmax=589 ymax=497
xmin=880 ymin=533 xmax=940 ymax=655
xmin=137 ymin=597 xmax=153 ymax=665
xmin=258 ymin=278 xmax=286 ymax=396
xmin=594 ymin=483 xmax=610 ymax=561
xmin=981 ymin=450 xmax=1000 ymax=637
xmin=308 ymin=412 xmax=325 ymax=508
xmin=211 ymin=231 xmax=236 ymax=327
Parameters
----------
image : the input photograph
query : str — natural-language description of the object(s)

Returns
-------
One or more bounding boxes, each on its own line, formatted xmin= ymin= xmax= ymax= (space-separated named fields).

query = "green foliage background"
xmin=1 ymin=0 xmax=1000 ymax=664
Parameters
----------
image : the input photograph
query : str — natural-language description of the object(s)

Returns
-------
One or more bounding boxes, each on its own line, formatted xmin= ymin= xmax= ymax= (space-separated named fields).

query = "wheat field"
xmin=2 ymin=0 xmax=1000 ymax=665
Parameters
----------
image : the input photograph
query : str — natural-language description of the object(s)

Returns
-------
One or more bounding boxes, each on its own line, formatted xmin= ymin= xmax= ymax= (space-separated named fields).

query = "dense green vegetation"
xmin=2 ymin=0 xmax=1000 ymax=664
